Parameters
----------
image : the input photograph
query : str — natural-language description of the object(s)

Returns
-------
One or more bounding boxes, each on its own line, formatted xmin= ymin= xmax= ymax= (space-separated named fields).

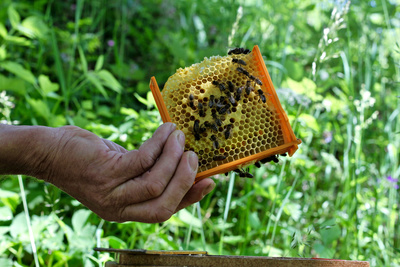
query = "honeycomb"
xmin=150 ymin=46 xmax=300 ymax=181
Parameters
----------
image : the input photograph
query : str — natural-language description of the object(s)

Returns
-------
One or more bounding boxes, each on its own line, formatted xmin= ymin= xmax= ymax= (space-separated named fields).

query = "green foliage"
xmin=0 ymin=0 xmax=399 ymax=266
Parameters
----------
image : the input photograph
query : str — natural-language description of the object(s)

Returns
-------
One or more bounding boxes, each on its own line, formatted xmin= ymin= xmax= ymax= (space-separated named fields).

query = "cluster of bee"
xmin=188 ymin=47 xmax=283 ymax=178
xmin=225 ymin=153 xmax=287 ymax=178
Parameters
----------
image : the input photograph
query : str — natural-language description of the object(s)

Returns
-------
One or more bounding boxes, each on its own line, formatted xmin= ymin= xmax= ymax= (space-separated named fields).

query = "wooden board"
xmin=95 ymin=248 xmax=369 ymax=267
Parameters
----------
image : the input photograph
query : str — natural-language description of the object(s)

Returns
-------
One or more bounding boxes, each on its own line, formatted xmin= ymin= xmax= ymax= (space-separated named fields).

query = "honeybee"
xmin=249 ymin=75 xmax=262 ymax=86
xmin=245 ymin=80 xmax=254 ymax=95
xmin=210 ymin=135 xmax=219 ymax=149
xmin=228 ymin=81 xmax=235 ymax=92
xmin=233 ymin=169 xmax=243 ymax=174
xmin=224 ymin=124 xmax=233 ymax=139
xmin=205 ymin=121 xmax=218 ymax=132
xmin=219 ymin=83 xmax=226 ymax=92
xmin=243 ymin=172 xmax=254 ymax=178
xmin=215 ymin=117 xmax=223 ymax=127
xmin=193 ymin=119 xmax=200 ymax=133
xmin=209 ymin=95 xmax=215 ymax=108
xmin=228 ymin=47 xmax=251 ymax=55
xmin=260 ymin=155 xmax=279 ymax=164
xmin=189 ymin=94 xmax=195 ymax=109
xmin=218 ymin=104 xmax=231 ymax=115
xmin=227 ymin=92 xmax=236 ymax=105
xmin=199 ymin=124 xmax=206 ymax=134
xmin=212 ymin=112 xmax=223 ymax=126
xmin=212 ymin=80 xmax=226 ymax=93
xmin=198 ymin=102 xmax=206 ymax=117
xmin=235 ymin=86 xmax=244 ymax=101
xmin=232 ymin=168 xmax=252 ymax=178
xmin=232 ymin=58 xmax=247 ymax=65
xmin=257 ymin=89 xmax=266 ymax=103
xmin=236 ymin=66 xmax=250 ymax=77
xmin=193 ymin=119 xmax=202 ymax=140
xmin=213 ymin=155 xmax=226 ymax=161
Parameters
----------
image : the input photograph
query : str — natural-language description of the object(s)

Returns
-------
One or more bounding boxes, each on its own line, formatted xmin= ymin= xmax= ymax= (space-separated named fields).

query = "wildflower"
xmin=107 ymin=40 xmax=115 ymax=47
xmin=387 ymin=176 xmax=399 ymax=189
xmin=323 ymin=131 xmax=333 ymax=144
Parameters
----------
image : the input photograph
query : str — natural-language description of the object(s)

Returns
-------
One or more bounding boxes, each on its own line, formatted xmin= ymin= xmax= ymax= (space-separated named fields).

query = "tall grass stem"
xmin=18 ymin=175 xmax=40 ymax=267
xmin=219 ymin=172 xmax=236 ymax=255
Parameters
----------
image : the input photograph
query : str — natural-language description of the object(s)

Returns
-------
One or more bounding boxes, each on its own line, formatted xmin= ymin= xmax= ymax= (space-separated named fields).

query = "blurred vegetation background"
xmin=0 ymin=0 xmax=399 ymax=266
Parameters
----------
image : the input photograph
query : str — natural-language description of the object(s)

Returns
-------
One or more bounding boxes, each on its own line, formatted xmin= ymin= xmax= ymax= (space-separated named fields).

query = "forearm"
xmin=0 ymin=124 xmax=60 ymax=179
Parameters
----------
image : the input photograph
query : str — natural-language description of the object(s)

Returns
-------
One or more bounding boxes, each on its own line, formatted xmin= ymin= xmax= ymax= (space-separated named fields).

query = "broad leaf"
xmin=96 ymin=69 xmax=122 ymax=93
xmin=39 ymin=75 xmax=59 ymax=95
xmin=7 ymin=6 xmax=20 ymax=29
xmin=72 ymin=209 xmax=91 ymax=233
xmin=9 ymin=212 xmax=28 ymax=240
xmin=0 ymin=23 xmax=7 ymax=38
xmin=19 ymin=16 xmax=49 ymax=40
xmin=0 ymin=75 xmax=26 ymax=94
xmin=0 ymin=61 xmax=36 ymax=85
xmin=0 ymin=206 xmax=13 ymax=221
xmin=27 ymin=98 xmax=51 ymax=121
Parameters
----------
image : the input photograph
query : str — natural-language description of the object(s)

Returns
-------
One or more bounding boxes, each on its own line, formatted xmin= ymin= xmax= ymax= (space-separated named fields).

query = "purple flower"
xmin=323 ymin=131 xmax=332 ymax=144
xmin=107 ymin=40 xmax=115 ymax=47
xmin=387 ymin=176 xmax=399 ymax=189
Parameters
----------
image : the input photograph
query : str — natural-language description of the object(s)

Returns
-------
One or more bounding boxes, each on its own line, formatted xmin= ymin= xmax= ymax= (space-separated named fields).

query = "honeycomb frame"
xmin=150 ymin=45 xmax=301 ymax=182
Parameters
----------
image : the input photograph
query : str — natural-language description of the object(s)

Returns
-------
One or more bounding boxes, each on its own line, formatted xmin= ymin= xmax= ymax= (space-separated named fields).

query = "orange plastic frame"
xmin=149 ymin=45 xmax=301 ymax=182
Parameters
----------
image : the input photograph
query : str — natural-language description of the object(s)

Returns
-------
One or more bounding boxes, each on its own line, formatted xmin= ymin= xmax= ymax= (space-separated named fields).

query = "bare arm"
xmin=0 ymin=123 xmax=215 ymax=223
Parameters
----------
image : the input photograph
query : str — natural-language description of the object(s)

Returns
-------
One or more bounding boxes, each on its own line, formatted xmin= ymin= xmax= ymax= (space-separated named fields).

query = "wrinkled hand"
xmin=42 ymin=123 xmax=215 ymax=223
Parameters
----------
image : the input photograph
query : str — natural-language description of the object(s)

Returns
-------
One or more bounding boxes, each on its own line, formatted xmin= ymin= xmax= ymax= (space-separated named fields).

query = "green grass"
xmin=0 ymin=0 xmax=399 ymax=266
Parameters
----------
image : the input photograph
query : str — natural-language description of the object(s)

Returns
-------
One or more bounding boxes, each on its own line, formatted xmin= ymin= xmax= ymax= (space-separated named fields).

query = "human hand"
xmin=40 ymin=123 xmax=215 ymax=223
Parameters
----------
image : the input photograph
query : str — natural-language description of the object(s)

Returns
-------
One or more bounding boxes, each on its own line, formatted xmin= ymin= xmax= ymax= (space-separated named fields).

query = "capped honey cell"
xmin=150 ymin=45 xmax=301 ymax=182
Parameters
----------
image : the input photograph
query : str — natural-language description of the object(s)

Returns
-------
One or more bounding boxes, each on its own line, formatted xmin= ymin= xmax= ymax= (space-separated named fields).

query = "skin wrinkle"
xmin=111 ymin=153 xmax=129 ymax=180
xmin=139 ymin=133 xmax=184 ymax=198
xmin=137 ymin=136 xmax=164 ymax=174
xmin=144 ymin=178 xmax=167 ymax=199
xmin=153 ymin=203 xmax=175 ymax=223
xmin=136 ymin=125 xmax=176 ymax=171
xmin=138 ymin=151 xmax=155 ymax=175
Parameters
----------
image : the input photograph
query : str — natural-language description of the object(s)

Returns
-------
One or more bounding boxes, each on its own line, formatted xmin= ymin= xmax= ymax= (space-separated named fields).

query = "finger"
xmin=119 ymin=151 xmax=198 ymax=223
xmin=113 ymin=129 xmax=185 ymax=204
xmin=135 ymin=130 xmax=185 ymax=194
xmin=118 ymin=122 xmax=176 ymax=177
xmin=174 ymin=178 xmax=215 ymax=213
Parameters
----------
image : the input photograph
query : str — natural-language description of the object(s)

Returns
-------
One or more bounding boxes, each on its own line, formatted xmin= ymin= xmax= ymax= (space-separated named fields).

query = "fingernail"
xmin=168 ymin=122 xmax=176 ymax=131
xmin=188 ymin=152 xmax=198 ymax=172
xmin=176 ymin=131 xmax=185 ymax=149
xmin=203 ymin=182 xmax=216 ymax=197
